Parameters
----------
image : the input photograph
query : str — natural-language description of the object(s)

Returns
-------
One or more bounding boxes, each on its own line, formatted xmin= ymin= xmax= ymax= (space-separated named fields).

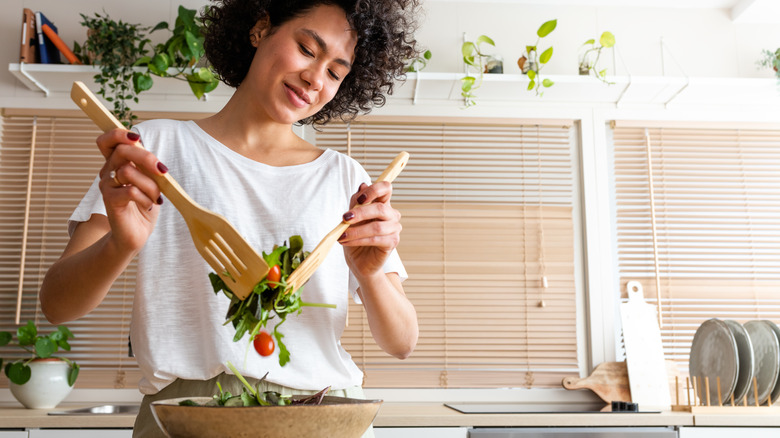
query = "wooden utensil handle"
xmin=70 ymin=81 xmax=197 ymax=211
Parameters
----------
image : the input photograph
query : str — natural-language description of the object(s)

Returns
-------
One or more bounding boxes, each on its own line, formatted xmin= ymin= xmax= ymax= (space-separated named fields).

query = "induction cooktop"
xmin=444 ymin=402 xmax=660 ymax=414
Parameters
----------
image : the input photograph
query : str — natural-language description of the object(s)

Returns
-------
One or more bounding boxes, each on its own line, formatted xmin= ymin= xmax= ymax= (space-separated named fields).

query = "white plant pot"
xmin=9 ymin=359 xmax=74 ymax=409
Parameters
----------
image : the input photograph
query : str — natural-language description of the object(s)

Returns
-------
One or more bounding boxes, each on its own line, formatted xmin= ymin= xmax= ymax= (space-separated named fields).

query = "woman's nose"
xmin=301 ymin=65 xmax=324 ymax=91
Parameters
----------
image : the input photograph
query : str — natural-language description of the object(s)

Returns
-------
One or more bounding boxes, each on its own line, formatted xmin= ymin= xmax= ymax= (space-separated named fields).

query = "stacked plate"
xmin=689 ymin=319 xmax=780 ymax=406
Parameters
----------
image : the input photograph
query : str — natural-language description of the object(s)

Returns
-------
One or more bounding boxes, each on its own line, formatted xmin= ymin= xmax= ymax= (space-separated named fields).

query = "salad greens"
xmin=179 ymin=362 xmax=330 ymax=407
xmin=210 ymin=235 xmax=335 ymax=366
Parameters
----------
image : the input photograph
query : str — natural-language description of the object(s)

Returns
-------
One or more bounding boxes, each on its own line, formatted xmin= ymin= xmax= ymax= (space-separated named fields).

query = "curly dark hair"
xmin=202 ymin=0 xmax=420 ymax=125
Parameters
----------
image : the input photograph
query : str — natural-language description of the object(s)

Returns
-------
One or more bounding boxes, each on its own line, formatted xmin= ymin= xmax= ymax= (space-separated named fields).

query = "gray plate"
xmin=689 ymin=318 xmax=738 ymax=406
xmin=724 ymin=320 xmax=754 ymax=404
xmin=744 ymin=320 xmax=780 ymax=405
xmin=763 ymin=320 xmax=780 ymax=406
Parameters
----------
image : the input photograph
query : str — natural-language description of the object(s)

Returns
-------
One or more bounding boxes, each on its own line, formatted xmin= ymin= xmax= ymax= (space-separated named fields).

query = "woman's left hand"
xmin=339 ymin=181 xmax=402 ymax=279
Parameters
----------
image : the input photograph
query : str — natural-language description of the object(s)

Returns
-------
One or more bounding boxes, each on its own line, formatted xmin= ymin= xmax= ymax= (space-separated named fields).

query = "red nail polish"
xmin=343 ymin=212 xmax=354 ymax=221
xmin=157 ymin=162 xmax=168 ymax=173
xmin=357 ymin=194 xmax=367 ymax=204
xmin=127 ymin=132 xmax=140 ymax=141
xmin=157 ymin=196 xmax=164 ymax=205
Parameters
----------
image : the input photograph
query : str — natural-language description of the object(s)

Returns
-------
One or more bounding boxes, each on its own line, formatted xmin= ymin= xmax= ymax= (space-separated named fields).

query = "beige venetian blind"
xmin=612 ymin=122 xmax=780 ymax=369
xmin=0 ymin=110 xmax=191 ymax=389
xmin=317 ymin=117 xmax=580 ymax=388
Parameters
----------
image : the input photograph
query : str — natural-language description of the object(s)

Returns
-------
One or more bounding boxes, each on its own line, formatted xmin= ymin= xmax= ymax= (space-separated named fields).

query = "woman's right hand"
xmin=96 ymin=129 xmax=167 ymax=255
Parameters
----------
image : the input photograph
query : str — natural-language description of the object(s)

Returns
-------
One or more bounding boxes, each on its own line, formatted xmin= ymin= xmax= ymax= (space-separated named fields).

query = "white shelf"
xmin=7 ymin=64 xmax=780 ymax=112
xmin=398 ymin=72 xmax=780 ymax=109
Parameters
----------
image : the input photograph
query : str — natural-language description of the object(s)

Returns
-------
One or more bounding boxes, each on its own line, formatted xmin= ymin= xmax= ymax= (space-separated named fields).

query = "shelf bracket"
xmin=412 ymin=72 xmax=421 ymax=105
xmin=614 ymin=45 xmax=633 ymax=108
xmin=660 ymin=38 xmax=690 ymax=108
xmin=18 ymin=62 xmax=50 ymax=97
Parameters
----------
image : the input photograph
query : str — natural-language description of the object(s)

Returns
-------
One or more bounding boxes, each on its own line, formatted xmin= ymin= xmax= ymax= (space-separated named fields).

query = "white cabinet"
xmin=374 ymin=427 xmax=469 ymax=438
xmin=0 ymin=432 xmax=28 ymax=438
xmin=679 ymin=427 xmax=778 ymax=438
xmin=28 ymin=430 xmax=132 ymax=438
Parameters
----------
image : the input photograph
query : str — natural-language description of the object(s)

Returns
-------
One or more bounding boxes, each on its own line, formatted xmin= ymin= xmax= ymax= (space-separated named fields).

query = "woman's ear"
xmin=249 ymin=15 xmax=271 ymax=47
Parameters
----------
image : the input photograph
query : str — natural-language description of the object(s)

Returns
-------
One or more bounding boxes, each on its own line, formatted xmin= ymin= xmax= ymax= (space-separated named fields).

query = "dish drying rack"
xmin=672 ymin=375 xmax=780 ymax=414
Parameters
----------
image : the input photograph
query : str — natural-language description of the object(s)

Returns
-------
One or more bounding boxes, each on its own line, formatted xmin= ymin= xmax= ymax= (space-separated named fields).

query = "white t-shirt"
xmin=68 ymin=119 xmax=407 ymax=394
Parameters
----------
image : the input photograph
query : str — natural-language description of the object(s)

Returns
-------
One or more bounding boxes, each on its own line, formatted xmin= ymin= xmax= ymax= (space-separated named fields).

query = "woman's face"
xmin=244 ymin=4 xmax=358 ymax=125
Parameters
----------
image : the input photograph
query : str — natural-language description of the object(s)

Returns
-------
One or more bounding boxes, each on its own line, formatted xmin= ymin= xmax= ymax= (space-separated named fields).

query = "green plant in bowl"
xmin=0 ymin=320 xmax=79 ymax=386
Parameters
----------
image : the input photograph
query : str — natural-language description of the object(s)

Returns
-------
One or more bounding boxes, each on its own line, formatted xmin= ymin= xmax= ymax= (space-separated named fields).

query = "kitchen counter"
xmin=4 ymin=401 xmax=780 ymax=429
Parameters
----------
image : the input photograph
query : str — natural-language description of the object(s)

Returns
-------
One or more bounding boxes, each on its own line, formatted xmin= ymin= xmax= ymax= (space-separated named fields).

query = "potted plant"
xmin=1 ymin=320 xmax=80 ymax=409
xmin=460 ymin=35 xmax=496 ymax=107
xmin=578 ymin=31 xmax=616 ymax=84
xmin=517 ymin=19 xmax=557 ymax=96
xmin=134 ymin=5 xmax=220 ymax=101
xmin=74 ymin=12 xmax=152 ymax=127
xmin=758 ymin=48 xmax=780 ymax=78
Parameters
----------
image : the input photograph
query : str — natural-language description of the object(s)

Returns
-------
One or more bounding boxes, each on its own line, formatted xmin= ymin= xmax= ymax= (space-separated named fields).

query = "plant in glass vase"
xmin=578 ymin=31 xmax=616 ymax=84
xmin=518 ymin=19 xmax=557 ymax=96
xmin=757 ymin=48 xmax=780 ymax=78
xmin=460 ymin=35 xmax=496 ymax=107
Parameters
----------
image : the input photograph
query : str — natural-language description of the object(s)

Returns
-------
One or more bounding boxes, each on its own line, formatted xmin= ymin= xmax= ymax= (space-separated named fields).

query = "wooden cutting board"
xmin=562 ymin=361 xmax=631 ymax=403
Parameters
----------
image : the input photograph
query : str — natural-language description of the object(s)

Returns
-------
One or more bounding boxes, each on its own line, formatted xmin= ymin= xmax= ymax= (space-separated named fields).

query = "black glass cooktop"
xmin=444 ymin=403 xmax=660 ymax=414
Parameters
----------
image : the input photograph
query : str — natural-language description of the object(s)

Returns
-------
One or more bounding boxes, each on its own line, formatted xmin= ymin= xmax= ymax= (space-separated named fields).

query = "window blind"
xmin=611 ymin=123 xmax=780 ymax=369
xmin=316 ymin=117 xmax=581 ymax=388
xmin=0 ymin=110 xmax=201 ymax=389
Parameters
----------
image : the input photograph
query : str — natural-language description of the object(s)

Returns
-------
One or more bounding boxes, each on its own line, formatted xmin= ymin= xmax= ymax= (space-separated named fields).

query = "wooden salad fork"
xmin=70 ymin=81 xmax=268 ymax=300
xmin=285 ymin=151 xmax=410 ymax=295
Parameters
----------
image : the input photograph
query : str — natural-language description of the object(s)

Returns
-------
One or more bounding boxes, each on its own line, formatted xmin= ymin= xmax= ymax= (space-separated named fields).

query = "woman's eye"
xmin=299 ymin=44 xmax=314 ymax=56
xmin=328 ymin=70 xmax=341 ymax=80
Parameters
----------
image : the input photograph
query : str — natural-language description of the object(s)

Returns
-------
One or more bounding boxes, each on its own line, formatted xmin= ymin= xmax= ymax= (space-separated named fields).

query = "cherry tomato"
xmin=253 ymin=331 xmax=275 ymax=357
xmin=267 ymin=264 xmax=281 ymax=287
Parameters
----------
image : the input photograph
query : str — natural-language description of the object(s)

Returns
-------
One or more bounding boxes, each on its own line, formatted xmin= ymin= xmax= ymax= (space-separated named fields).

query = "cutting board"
xmin=620 ymin=281 xmax=671 ymax=410
xmin=562 ymin=361 xmax=631 ymax=403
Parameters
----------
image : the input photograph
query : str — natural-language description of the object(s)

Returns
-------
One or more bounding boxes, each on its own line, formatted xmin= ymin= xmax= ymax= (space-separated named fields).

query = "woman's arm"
xmin=40 ymin=129 xmax=165 ymax=324
xmin=340 ymin=181 xmax=419 ymax=359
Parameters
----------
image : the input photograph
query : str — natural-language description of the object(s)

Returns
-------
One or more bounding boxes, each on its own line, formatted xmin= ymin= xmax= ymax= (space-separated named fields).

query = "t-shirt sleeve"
xmin=67 ymin=175 xmax=106 ymax=236
xmin=345 ymin=158 xmax=409 ymax=303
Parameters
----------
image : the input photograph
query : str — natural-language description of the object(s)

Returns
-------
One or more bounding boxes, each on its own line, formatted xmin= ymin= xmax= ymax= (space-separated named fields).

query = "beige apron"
xmin=133 ymin=373 xmax=375 ymax=438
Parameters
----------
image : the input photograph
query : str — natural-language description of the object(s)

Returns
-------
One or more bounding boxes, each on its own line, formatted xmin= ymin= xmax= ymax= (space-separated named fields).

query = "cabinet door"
xmin=28 ymin=430 xmax=132 ymax=438
xmin=375 ymin=427 xmax=469 ymax=438
xmin=679 ymin=427 xmax=778 ymax=438
xmin=0 ymin=431 xmax=28 ymax=438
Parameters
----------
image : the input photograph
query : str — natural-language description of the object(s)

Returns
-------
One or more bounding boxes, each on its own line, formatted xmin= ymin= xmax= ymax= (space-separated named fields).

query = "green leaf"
xmin=583 ymin=38 xmax=595 ymax=45
xmin=423 ymin=50 xmax=432 ymax=60
xmin=461 ymin=76 xmax=475 ymax=92
xmin=68 ymin=363 xmax=80 ymax=386
xmin=7 ymin=362 xmax=31 ymax=385
xmin=539 ymin=47 xmax=553 ymax=64
xmin=151 ymin=21 xmax=169 ymax=33
xmin=599 ymin=68 xmax=608 ymax=77
xmin=600 ymin=31 xmax=616 ymax=48
xmin=0 ymin=331 xmax=11 ymax=346
xmin=542 ymin=78 xmax=555 ymax=87
xmin=461 ymin=42 xmax=476 ymax=58
xmin=274 ymin=330 xmax=290 ymax=367
xmin=528 ymin=80 xmax=535 ymax=91
xmin=537 ymin=19 xmax=557 ymax=38
xmin=475 ymin=35 xmax=495 ymax=47
xmin=133 ymin=72 xmax=154 ymax=93
xmin=184 ymin=30 xmax=204 ymax=60
xmin=17 ymin=321 xmax=36 ymax=346
xmin=527 ymin=69 xmax=536 ymax=80
xmin=35 ymin=338 xmax=56 ymax=358
xmin=525 ymin=45 xmax=536 ymax=55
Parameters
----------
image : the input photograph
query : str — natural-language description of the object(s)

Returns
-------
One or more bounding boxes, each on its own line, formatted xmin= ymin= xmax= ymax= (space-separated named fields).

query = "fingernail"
xmin=343 ymin=211 xmax=354 ymax=221
xmin=127 ymin=132 xmax=140 ymax=141
xmin=148 ymin=205 xmax=153 ymax=212
xmin=339 ymin=233 xmax=347 ymax=241
xmin=157 ymin=196 xmax=164 ymax=205
xmin=157 ymin=162 xmax=168 ymax=173
xmin=357 ymin=194 xmax=367 ymax=204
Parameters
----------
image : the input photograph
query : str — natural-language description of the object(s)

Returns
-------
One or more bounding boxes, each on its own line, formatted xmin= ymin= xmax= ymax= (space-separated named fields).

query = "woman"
xmin=39 ymin=1 xmax=420 ymax=436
